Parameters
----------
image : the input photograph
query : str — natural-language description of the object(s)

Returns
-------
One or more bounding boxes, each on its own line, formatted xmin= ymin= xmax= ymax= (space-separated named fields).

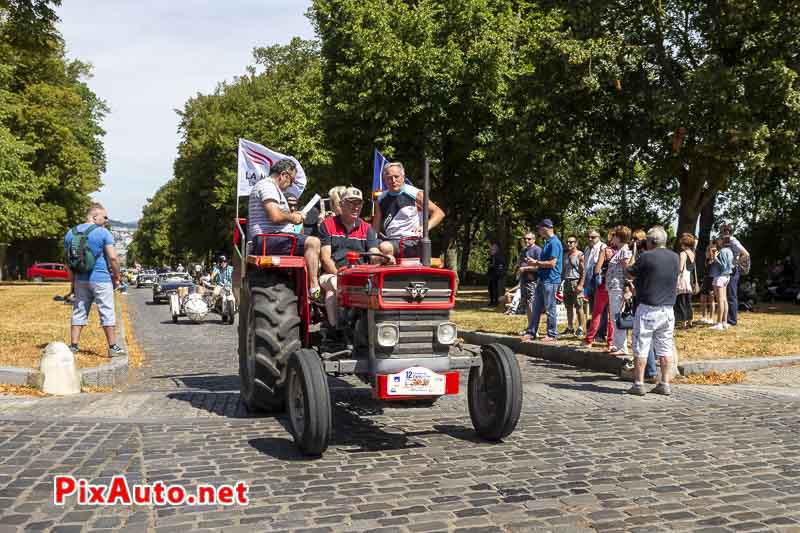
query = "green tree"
xmin=0 ymin=0 xmax=107 ymax=275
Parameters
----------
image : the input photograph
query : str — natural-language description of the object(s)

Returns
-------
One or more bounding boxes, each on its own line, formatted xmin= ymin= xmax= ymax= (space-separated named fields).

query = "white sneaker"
xmin=709 ymin=323 xmax=725 ymax=331
xmin=723 ymin=323 xmax=731 ymax=329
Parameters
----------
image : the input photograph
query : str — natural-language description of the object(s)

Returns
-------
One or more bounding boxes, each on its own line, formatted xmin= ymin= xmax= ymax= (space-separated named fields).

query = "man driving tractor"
xmin=372 ymin=161 xmax=445 ymax=258
xmin=319 ymin=187 xmax=393 ymax=327
xmin=247 ymin=158 xmax=322 ymax=299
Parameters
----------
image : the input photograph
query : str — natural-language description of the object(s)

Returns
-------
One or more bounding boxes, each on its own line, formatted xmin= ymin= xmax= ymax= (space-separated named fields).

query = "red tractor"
xmin=234 ymin=174 xmax=522 ymax=456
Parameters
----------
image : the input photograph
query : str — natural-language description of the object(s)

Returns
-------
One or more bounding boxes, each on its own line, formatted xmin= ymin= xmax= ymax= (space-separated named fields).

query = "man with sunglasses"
xmin=248 ymin=158 xmax=322 ymax=299
xmin=517 ymin=233 xmax=542 ymax=326
xmin=583 ymin=230 xmax=608 ymax=341
xmin=63 ymin=202 xmax=124 ymax=356
xmin=319 ymin=187 xmax=390 ymax=327
xmin=373 ymin=162 xmax=445 ymax=259
xmin=561 ymin=236 xmax=585 ymax=336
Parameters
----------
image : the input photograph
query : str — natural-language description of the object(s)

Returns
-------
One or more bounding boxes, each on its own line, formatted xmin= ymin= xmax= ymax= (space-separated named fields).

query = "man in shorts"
xmin=372 ymin=162 xmax=445 ymax=259
xmin=625 ymin=226 xmax=680 ymax=396
xmin=561 ymin=235 xmax=585 ymax=336
xmin=247 ymin=158 xmax=322 ymax=299
xmin=319 ymin=187 xmax=390 ymax=327
xmin=64 ymin=203 xmax=125 ymax=356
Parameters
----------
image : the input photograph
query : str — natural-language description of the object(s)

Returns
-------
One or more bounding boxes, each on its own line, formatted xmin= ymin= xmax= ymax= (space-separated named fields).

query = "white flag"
xmin=236 ymin=138 xmax=307 ymax=198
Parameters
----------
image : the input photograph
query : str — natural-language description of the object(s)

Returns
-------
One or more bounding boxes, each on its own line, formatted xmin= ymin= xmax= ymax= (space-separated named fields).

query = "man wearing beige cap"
xmin=319 ymin=187 xmax=391 ymax=327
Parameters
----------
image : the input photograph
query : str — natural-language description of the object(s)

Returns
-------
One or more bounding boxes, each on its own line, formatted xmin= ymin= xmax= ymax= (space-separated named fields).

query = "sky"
xmin=56 ymin=0 xmax=315 ymax=223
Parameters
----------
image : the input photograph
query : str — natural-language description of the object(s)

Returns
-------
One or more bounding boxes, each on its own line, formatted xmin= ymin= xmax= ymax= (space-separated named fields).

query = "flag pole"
xmin=421 ymin=157 xmax=431 ymax=267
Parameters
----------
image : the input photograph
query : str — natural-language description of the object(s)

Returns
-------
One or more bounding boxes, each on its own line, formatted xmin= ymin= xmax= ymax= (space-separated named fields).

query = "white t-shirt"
xmin=248 ymin=178 xmax=293 ymax=236
xmin=583 ymin=241 xmax=607 ymax=285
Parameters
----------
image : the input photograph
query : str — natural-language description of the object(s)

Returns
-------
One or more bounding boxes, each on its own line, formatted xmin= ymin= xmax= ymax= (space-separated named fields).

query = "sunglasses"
xmin=588 ymin=235 xmax=599 ymax=239
xmin=567 ymin=240 xmax=577 ymax=244
xmin=525 ymin=237 xmax=534 ymax=241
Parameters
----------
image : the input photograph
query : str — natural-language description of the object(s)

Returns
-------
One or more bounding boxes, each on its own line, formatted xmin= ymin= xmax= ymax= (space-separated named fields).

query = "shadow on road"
xmin=547 ymin=382 xmax=622 ymax=395
xmin=154 ymin=372 xmax=240 ymax=391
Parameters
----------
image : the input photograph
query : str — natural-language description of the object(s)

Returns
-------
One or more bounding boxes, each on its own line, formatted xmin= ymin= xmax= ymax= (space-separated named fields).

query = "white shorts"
xmin=713 ymin=275 xmax=730 ymax=288
xmin=320 ymin=273 xmax=337 ymax=291
xmin=633 ymin=304 xmax=675 ymax=359
xmin=72 ymin=281 xmax=116 ymax=327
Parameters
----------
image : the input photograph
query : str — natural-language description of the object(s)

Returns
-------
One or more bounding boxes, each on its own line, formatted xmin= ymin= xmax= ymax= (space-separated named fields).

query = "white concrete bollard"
xmin=40 ymin=342 xmax=81 ymax=395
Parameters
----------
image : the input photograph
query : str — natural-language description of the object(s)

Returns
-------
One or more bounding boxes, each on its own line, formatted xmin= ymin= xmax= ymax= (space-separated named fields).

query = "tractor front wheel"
xmin=239 ymin=277 xmax=300 ymax=413
xmin=468 ymin=343 xmax=522 ymax=441
xmin=286 ymin=349 xmax=332 ymax=456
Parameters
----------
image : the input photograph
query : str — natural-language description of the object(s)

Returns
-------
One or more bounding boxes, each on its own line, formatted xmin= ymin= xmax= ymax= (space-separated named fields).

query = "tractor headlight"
xmin=436 ymin=322 xmax=458 ymax=345
xmin=155 ymin=284 xmax=161 ymax=292
xmin=376 ymin=323 xmax=400 ymax=347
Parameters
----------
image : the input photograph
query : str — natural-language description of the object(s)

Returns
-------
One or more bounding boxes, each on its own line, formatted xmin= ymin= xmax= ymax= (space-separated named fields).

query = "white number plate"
xmin=387 ymin=366 xmax=445 ymax=396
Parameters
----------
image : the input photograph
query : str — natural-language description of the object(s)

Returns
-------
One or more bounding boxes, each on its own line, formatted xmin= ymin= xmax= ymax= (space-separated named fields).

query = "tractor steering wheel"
xmin=359 ymin=252 xmax=396 ymax=265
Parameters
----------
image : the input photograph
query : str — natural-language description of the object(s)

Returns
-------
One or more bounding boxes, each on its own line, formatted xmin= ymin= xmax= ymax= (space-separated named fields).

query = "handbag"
xmin=615 ymin=299 xmax=634 ymax=330
xmin=691 ymin=265 xmax=700 ymax=295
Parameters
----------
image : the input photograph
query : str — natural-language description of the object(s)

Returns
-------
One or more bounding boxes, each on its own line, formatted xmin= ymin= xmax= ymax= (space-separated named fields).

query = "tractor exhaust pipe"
xmin=421 ymin=158 xmax=431 ymax=266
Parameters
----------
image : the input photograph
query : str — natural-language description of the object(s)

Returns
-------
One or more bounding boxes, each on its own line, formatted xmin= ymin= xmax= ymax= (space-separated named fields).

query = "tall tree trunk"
xmin=695 ymin=192 xmax=717 ymax=278
xmin=458 ymin=218 xmax=473 ymax=282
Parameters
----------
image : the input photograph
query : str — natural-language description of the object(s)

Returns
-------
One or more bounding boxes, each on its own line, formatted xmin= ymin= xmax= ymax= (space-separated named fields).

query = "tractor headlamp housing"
xmin=436 ymin=322 xmax=458 ymax=345
xmin=376 ymin=323 xmax=400 ymax=347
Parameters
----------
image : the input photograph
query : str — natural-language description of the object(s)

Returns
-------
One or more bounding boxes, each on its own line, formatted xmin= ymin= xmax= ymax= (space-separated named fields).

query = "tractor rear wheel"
xmin=286 ymin=349 xmax=332 ymax=456
xmin=468 ymin=343 xmax=522 ymax=441
xmin=239 ymin=275 xmax=301 ymax=413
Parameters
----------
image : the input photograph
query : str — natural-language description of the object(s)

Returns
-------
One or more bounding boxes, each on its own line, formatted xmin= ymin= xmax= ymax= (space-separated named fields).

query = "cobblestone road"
xmin=1 ymin=289 xmax=799 ymax=532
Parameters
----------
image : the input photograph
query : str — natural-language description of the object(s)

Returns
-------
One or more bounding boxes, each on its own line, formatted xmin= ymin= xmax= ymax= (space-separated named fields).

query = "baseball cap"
xmin=342 ymin=187 xmax=363 ymax=202
xmin=537 ymin=218 xmax=554 ymax=229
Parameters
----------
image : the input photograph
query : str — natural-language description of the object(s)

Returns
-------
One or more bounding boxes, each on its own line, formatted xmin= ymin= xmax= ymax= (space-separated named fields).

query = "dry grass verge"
xmin=0 ymin=284 xmax=121 ymax=369
xmin=453 ymin=287 xmax=800 ymax=361
xmin=674 ymin=370 xmax=747 ymax=385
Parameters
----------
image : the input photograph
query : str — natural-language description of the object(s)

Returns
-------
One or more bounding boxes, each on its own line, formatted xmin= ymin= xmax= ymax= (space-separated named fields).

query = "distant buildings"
xmin=109 ymin=221 xmax=137 ymax=265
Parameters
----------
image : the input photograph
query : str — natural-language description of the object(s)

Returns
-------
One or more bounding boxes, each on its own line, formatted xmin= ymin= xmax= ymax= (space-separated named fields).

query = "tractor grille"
xmin=380 ymin=274 xmax=452 ymax=305
xmin=374 ymin=310 xmax=451 ymax=359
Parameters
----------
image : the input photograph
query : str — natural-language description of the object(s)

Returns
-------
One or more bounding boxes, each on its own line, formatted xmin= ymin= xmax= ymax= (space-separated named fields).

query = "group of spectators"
xmin=492 ymin=221 xmax=751 ymax=396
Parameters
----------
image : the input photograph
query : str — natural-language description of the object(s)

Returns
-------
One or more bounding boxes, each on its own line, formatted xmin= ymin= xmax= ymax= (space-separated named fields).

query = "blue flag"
xmin=372 ymin=148 xmax=388 ymax=195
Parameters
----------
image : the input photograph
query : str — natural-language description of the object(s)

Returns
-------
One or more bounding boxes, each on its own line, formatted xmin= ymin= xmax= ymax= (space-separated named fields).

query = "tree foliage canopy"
xmin=133 ymin=0 xmax=800 ymax=276
xmin=0 ymin=0 xmax=107 ymax=250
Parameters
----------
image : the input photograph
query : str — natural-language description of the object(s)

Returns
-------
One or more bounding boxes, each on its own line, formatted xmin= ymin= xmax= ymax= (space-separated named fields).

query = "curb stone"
xmin=460 ymin=329 xmax=800 ymax=378
xmin=678 ymin=355 xmax=800 ymax=376
xmin=460 ymin=330 xmax=626 ymax=375
xmin=0 ymin=300 xmax=131 ymax=389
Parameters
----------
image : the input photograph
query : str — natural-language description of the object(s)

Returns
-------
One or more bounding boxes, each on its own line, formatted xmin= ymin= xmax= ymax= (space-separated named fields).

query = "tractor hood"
xmin=338 ymin=264 xmax=456 ymax=311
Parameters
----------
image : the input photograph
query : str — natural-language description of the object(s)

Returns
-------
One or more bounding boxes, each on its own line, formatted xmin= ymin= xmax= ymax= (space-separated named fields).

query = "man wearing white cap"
xmin=319 ymin=187 xmax=391 ymax=327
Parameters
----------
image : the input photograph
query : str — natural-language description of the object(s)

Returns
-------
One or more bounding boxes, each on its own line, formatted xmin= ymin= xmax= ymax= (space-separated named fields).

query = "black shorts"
xmin=389 ymin=238 xmax=420 ymax=258
xmin=252 ymin=233 xmax=308 ymax=256
xmin=701 ymin=275 xmax=714 ymax=295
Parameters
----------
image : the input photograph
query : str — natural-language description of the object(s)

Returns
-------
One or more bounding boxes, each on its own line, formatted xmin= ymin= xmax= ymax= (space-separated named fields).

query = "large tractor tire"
xmin=239 ymin=275 xmax=301 ymax=413
xmin=468 ymin=343 xmax=522 ymax=441
xmin=286 ymin=349 xmax=332 ymax=456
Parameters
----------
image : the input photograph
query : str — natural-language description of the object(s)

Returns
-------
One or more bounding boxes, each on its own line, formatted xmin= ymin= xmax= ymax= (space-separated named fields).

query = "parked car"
xmin=152 ymin=272 xmax=194 ymax=304
xmin=27 ymin=263 xmax=69 ymax=282
xmin=137 ymin=270 xmax=158 ymax=288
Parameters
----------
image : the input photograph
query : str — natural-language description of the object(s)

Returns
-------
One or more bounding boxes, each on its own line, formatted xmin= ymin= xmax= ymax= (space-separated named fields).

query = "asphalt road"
xmin=1 ymin=288 xmax=799 ymax=532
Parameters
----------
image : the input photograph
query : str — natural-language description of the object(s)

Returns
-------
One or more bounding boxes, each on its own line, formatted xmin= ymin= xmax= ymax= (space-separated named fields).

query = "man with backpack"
xmin=63 ymin=202 xmax=125 ymax=356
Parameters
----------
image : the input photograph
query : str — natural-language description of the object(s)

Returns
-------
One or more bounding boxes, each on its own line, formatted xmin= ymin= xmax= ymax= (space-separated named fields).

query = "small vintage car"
xmin=136 ymin=270 xmax=158 ymax=288
xmin=152 ymin=272 xmax=194 ymax=304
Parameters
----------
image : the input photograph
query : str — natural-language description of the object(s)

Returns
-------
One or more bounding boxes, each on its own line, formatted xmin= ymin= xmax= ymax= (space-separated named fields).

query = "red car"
xmin=27 ymin=263 xmax=70 ymax=282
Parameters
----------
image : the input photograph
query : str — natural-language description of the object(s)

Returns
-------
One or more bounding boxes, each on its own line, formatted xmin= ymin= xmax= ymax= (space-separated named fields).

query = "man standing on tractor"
xmin=319 ymin=187 xmax=391 ymax=327
xmin=247 ymin=158 xmax=322 ymax=299
xmin=373 ymin=162 xmax=445 ymax=258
